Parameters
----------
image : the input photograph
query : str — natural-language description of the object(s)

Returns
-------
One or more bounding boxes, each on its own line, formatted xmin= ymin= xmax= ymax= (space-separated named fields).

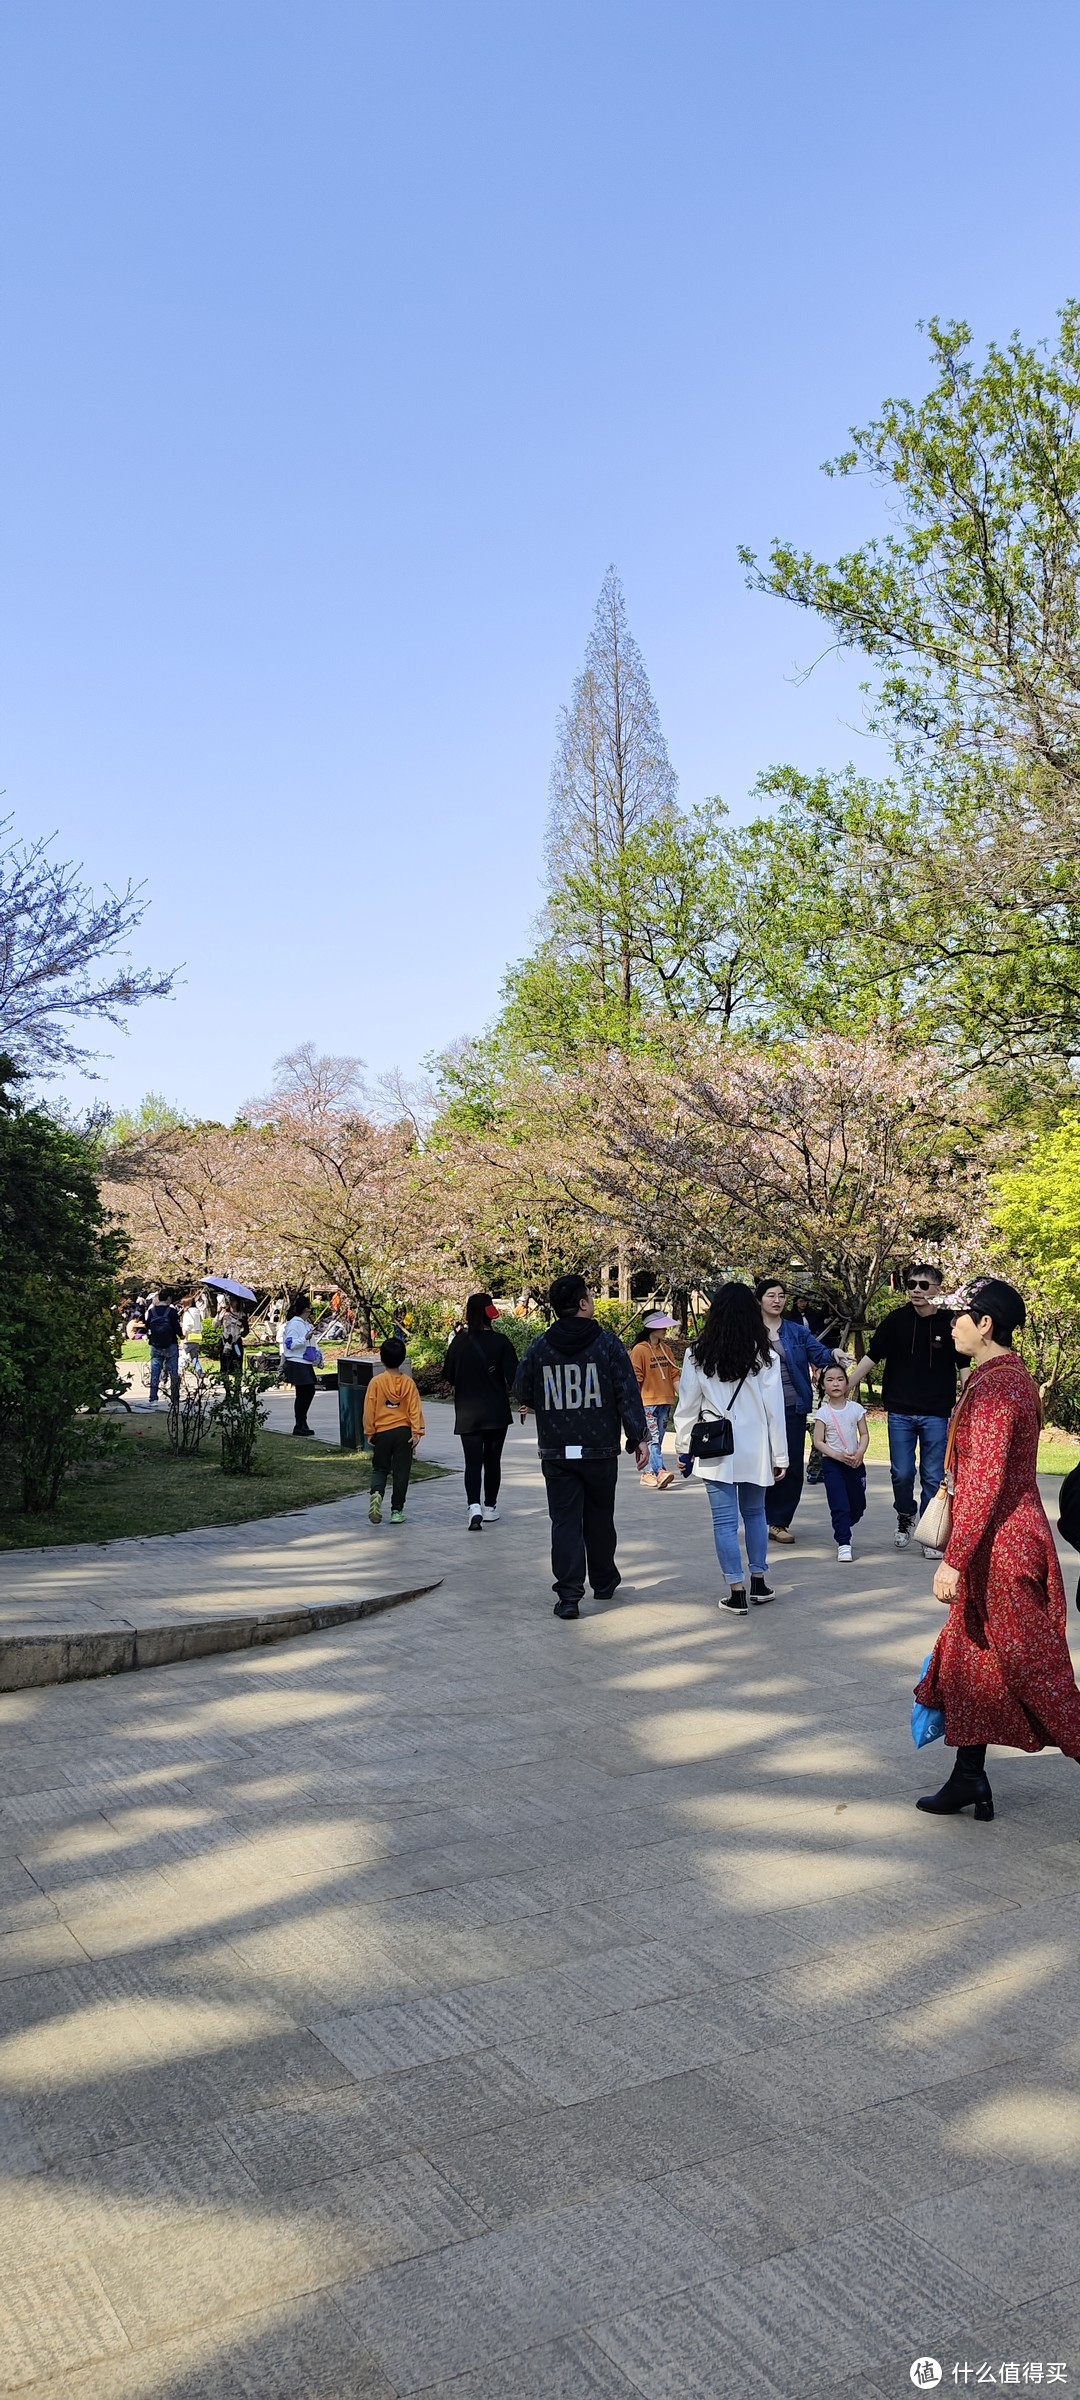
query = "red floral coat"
xmin=914 ymin=1353 xmax=1080 ymax=1755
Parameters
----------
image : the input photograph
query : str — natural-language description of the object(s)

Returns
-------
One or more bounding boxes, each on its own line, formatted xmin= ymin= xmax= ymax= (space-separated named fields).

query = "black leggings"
xmin=460 ymin=1427 xmax=507 ymax=1508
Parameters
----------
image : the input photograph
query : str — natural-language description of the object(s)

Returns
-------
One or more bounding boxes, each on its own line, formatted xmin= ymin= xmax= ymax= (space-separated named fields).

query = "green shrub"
xmin=167 ymin=1367 xmax=215 ymax=1457
xmin=0 ymin=1066 xmax=127 ymax=1514
xmin=490 ymin=1313 xmax=546 ymax=1359
xmin=593 ymin=1299 xmax=645 ymax=1347
xmin=212 ymin=1372 xmax=270 ymax=1475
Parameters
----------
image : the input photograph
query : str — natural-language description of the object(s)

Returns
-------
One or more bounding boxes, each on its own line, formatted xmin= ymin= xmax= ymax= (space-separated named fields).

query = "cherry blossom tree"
xmin=594 ymin=1035 xmax=996 ymax=1341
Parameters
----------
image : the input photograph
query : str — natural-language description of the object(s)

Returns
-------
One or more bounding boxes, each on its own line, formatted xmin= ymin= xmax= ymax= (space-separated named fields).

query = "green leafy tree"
xmin=992 ymin=1113 xmax=1080 ymax=1311
xmin=743 ymin=306 xmax=1080 ymax=1069
xmin=0 ymin=1059 xmax=126 ymax=1510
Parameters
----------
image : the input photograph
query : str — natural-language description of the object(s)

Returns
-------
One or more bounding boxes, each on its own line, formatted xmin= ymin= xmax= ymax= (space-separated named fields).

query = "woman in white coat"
xmin=675 ymin=1282 xmax=789 ymax=1614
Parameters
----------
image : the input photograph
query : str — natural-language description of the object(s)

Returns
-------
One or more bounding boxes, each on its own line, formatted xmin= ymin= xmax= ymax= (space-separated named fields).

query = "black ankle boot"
xmin=916 ymin=1764 xmax=994 ymax=1821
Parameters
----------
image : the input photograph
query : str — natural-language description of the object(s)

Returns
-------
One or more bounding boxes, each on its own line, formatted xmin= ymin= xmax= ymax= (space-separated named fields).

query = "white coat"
xmin=674 ymin=1350 xmax=788 ymax=1486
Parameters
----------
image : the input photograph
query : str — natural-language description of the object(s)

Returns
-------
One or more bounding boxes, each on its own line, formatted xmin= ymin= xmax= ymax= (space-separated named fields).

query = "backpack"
xmin=1057 ymin=1458 xmax=1080 ymax=1558
xmin=147 ymin=1305 xmax=175 ymax=1348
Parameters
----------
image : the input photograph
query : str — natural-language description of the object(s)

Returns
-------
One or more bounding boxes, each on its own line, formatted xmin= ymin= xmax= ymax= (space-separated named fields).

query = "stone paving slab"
xmin=0 ymin=1383 xmax=454 ymax=1648
xmin=0 ymin=1584 xmax=441 ymax=1692
xmin=1 ymin=1415 xmax=1080 ymax=2396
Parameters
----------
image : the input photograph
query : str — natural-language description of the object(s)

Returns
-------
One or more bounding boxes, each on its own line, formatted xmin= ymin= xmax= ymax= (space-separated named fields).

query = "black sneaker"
xmin=750 ymin=1576 xmax=775 ymax=1604
xmin=553 ymin=1597 xmax=581 ymax=1620
xmin=719 ymin=1588 xmax=748 ymax=1614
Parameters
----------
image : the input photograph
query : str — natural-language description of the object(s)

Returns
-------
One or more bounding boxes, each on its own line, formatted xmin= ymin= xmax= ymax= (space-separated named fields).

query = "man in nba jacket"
xmin=514 ymin=1274 xmax=649 ymax=1619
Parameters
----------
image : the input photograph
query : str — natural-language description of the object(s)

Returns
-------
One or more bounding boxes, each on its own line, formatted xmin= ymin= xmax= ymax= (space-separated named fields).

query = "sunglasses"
xmin=906 ymin=1279 xmax=937 ymax=1292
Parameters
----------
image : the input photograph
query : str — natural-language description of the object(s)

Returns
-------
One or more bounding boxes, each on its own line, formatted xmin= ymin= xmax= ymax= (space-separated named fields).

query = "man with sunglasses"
xmin=848 ymin=1265 xmax=958 ymax=1552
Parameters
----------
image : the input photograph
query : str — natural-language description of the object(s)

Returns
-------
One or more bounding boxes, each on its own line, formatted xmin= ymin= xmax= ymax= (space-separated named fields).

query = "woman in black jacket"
xmin=442 ymin=1294 xmax=520 ymax=1530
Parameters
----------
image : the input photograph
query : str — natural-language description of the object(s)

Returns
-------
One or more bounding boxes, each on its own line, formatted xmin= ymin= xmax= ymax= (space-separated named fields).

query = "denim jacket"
xmin=775 ymin=1319 xmax=837 ymax=1415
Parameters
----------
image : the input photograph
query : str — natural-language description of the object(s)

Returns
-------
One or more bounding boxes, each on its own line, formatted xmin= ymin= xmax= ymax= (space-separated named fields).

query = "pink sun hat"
xmin=643 ymin=1310 xmax=678 ymax=1329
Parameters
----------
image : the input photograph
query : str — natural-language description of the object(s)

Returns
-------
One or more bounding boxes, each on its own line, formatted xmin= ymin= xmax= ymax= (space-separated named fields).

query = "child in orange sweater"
xmin=363 ymin=1338 xmax=425 ymax=1524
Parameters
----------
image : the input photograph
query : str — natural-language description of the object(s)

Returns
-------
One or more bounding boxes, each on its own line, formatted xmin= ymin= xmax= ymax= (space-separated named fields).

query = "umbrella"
xmin=202 ymin=1275 xmax=258 ymax=1303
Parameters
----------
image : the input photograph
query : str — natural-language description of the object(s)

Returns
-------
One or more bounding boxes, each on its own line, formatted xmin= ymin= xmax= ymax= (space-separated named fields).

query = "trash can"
xmin=337 ymin=1356 xmax=375 ymax=1451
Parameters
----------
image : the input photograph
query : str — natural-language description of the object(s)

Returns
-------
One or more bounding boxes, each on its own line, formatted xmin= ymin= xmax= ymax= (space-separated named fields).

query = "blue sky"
xmin=3 ymin=0 xmax=1079 ymax=1118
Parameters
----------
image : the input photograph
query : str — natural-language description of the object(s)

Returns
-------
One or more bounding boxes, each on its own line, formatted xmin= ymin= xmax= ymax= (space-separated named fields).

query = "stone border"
xmin=0 ymin=1581 xmax=442 ymax=1692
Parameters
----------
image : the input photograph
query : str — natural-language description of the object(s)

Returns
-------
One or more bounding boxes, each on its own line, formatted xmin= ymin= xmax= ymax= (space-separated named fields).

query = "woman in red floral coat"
xmin=914 ymin=1277 xmax=1080 ymax=1823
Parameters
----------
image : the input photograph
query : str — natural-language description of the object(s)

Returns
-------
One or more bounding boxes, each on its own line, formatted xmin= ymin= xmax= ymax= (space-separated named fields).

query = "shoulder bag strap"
xmin=699 ymin=1367 xmax=750 ymax=1425
xmin=466 ymin=1331 xmax=509 ymax=1388
xmin=942 ymin=1375 xmax=977 ymax=1481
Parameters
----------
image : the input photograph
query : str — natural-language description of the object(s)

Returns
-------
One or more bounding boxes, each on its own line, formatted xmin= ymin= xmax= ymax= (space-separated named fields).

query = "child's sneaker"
xmin=368 ymin=1492 xmax=382 ymax=1524
xmin=390 ymin=1509 xmax=405 ymax=1524
xmin=837 ymin=1542 xmax=852 ymax=1561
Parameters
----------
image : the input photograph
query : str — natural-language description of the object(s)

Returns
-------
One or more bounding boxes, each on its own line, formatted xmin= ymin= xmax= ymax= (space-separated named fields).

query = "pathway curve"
xmin=0 ymin=1389 xmax=458 ymax=1643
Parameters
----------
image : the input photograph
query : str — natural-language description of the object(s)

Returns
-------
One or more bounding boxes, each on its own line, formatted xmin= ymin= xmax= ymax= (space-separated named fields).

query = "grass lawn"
xmin=860 ymin=1408 xmax=1078 ymax=1478
xmin=0 ymin=1414 xmax=448 ymax=1550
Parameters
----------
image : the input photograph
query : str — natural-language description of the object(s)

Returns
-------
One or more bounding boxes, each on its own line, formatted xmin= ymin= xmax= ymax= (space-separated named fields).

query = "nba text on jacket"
xmin=542 ymin=1362 xmax=603 ymax=1411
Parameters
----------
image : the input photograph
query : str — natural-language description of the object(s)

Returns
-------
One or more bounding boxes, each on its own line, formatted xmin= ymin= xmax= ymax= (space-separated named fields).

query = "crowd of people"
xmin=436 ymin=1267 xmax=1080 ymax=1828
xmin=124 ymin=1260 xmax=1080 ymax=1827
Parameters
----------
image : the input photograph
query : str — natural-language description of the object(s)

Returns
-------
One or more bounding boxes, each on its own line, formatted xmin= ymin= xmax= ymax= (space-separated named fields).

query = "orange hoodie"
xmin=363 ymin=1370 xmax=425 ymax=1442
xmin=629 ymin=1339 xmax=680 ymax=1406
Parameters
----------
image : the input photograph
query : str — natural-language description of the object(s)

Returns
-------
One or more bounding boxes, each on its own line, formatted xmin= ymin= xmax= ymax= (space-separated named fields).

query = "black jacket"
xmin=514 ymin=1316 xmax=647 ymax=1461
xmin=867 ymin=1303 xmax=958 ymax=1416
xmin=442 ymin=1328 xmax=519 ymax=1434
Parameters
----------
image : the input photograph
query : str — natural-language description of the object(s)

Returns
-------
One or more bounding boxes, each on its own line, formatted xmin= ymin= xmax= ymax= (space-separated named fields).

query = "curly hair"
xmin=693 ymin=1281 xmax=772 ymax=1383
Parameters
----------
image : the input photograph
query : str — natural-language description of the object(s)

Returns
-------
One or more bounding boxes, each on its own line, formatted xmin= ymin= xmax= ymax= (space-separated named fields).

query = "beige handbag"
xmin=913 ymin=1394 xmax=967 ymax=1550
xmin=913 ymin=1480 xmax=953 ymax=1551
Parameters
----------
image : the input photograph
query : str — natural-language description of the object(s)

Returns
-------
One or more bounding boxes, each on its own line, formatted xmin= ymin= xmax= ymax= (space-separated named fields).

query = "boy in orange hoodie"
xmin=363 ymin=1338 xmax=425 ymax=1524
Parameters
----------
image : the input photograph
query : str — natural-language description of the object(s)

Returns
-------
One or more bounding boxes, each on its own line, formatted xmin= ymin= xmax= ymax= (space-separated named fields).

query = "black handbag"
xmin=688 ymin=1370 xmax=749 ymax=1459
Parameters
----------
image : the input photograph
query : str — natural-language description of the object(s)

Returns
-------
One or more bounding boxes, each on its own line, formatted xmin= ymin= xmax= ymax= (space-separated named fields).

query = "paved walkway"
xmin=0 ymin=1384 xmax=448 ymax=1644
xmin=3 ymin=1413 xmax=1080 ymax=2398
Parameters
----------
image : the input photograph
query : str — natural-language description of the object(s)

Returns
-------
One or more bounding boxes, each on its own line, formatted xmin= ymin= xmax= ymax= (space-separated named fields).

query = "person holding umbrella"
xmin=628 ymin=1311 xmax=680 ymax=1488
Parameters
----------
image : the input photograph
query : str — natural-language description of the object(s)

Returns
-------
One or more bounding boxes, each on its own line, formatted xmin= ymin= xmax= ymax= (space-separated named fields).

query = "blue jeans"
xmin=705 ymin=1478 xmax=769 ymax=1583
xmin=764 ymin=1411 xmax=807 ymax=1527
xmin=821 ymin=1457 xmax=867 ymax=1544
xmin=888 ymin=1412 xmax=949 ymax=1525
xmin=149 ymin=1342 xmax=179 ymax=1402
xmin=644 ymin=1404 xmax=670 ymax=1476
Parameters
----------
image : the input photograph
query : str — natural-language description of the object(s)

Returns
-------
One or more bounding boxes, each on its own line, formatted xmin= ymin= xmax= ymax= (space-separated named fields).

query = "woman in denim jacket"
xmin=755 ymin=1277 xmax=847 ymax=1546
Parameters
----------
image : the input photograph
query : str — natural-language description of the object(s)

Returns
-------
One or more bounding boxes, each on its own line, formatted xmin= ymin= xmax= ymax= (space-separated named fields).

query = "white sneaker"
xmin=482 ymin=1505 xmax=499 ymax=1521
xmin=894 ymin=1524 xmax=913 ymax=1549
xmin=921 ymin=1543 xmax=944 ymax=1560
xmin=837 ymin=1543 xmax=853 ymax=1562
xmin=468 ymin=1506 xmax=483 ymax=1531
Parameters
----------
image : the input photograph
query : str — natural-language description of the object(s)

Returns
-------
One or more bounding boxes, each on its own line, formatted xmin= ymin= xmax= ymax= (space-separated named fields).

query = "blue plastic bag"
xmin=911 ymin=1653 xmax=945 ymax=1748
